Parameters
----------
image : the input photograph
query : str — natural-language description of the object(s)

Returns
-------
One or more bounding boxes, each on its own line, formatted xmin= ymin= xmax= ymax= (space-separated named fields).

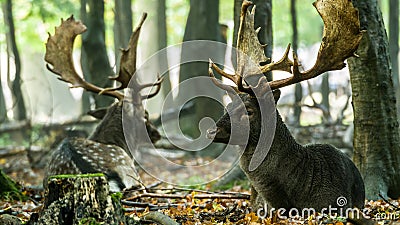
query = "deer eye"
xmin=247 ymin=109 xmax=254 ymax=116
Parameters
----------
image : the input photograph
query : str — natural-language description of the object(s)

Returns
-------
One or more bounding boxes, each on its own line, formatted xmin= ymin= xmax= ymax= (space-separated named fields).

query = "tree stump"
xmin=0 ymin=214 xmax=22 ymax=225
xmin=35 ymin=174 xmax=131 ymax=225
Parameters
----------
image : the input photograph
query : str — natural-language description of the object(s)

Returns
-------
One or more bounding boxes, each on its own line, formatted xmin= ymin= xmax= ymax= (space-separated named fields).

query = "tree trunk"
xmin=80 ymin=0 xmax=91 ymax=114
xmin=35 ymin=174 xmax=177 ymax=225
xmin=0 ymin=214 xmax=21 ymax=225
xmin=179 ymin=0 xmax=223 ymax=138
xmin=0 ymin=67 xmax=7 ymax=122
xmin=232 ymin=0 xmax=242 ymax=69
xmin=389 ymin=0 xmax=399 ymax=91
xmin=290 ymin=0 xmax=302 ymax=125
xmin=2 ymin=0 xmax=26 ymax=121
xmin=81 ymin=0 xmax=114 ymax=109
xmin=348 ymin=0 xmax=400 ymax=200
xmin=321 ymin=72 xmax=330 ymax=120
xmin=36 ymin=174 xmax=128 ymax=225
xmin=114 ymin=0 xmax=133 ymax=73
xmin=158 ymin=0 xmax=171 ymax=98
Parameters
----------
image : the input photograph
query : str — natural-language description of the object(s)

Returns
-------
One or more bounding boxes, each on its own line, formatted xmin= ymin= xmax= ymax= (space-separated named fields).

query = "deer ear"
xmin=87 ymin=107 xmax=108 ymax=119
xmin=272 ymin=89 xmax=281 ymax=103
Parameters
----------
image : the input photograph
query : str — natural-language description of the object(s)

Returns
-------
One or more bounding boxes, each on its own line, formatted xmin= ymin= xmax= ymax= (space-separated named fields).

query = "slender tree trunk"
xmin=252 ymin=0 xmax=273 ymax=67
xmin=389 ymin=0 xmax=399 ymax=90
xmin=290 ymin=0 xmax=302 ymax=125
xmin=348 ymin=0 xmax=400 ymax=200
xmin=232 ymin=0 xmax=242 ymax=69
xmin=179 ymin=0 xmax=223 ymax=138
xmin=114 ymin=0 xmax=133 ymax=73
xmin=2 ymin=0 xmax=26 ymax=121
xmin=81 ymin=0 xmax=114 ymax=109
xmin=321 ymin=73 xmax=330 ymax=120
xmin=80 ymin=0 xmax=91 ymax=113
xmin=0 ymin=61 xmax=7 ymax=123
xmin=158 ymin=0 xmax=171 ymax=98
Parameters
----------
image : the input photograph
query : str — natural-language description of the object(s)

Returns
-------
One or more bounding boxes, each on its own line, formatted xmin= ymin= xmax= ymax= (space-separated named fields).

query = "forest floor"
xmin=1 ymin=123 xmax=400 ymax=224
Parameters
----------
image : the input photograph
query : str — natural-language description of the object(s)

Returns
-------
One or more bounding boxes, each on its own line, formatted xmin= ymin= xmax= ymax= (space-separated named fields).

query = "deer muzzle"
xmin=206 ymin=127 xmax=230 ymax=143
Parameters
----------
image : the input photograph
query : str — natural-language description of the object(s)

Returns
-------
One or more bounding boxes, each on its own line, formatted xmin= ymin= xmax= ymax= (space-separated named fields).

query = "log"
xmin=35 ymin=174 xmax=130 ymax=225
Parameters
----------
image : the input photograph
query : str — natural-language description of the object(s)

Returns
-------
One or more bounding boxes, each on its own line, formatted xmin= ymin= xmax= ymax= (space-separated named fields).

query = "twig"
xmin=379 ymin=193 xmax=400 ymax=210
xmin=145 ymin=181 xmax=164 ymax=190
xmin=126 ymin=192 xmax=250 ymax=201
xmin=148 ymin=187 xmax=215 ymax=195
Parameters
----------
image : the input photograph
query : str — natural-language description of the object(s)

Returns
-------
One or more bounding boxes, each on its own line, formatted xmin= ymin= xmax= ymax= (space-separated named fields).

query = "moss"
xmin=111 ymin=192 xmax=123 ymax=202
xmin=0 ymin=169 xmax=26 ymax=201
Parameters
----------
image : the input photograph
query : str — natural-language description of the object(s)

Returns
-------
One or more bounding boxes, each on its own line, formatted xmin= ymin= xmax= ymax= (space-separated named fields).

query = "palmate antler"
xmin=209 ymin=0 xmax=364 ymax=93
xmin=45 ymin=13 xmax=162 ymax=102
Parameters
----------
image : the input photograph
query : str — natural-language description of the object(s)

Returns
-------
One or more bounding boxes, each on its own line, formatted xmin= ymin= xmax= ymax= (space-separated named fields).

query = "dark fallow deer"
xmin=207 ymin=0 xmax=365 ymax=211
xmin=43 ymin=14 xmax=162 ymax=192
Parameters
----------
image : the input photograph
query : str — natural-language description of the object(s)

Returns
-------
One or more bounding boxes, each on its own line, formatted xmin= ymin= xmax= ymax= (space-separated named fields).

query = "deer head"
xmin=207 ymin=0 xmax=363 ymax=146
xmin=45 ymin=13 xmax=162 ymax=155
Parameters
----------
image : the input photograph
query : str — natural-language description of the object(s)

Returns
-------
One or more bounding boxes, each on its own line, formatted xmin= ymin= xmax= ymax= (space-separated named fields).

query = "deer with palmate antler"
xmin=43 ymin=13 xmax=162 ymax=192
xmin=207 ymin=0 xmax=365 ymax=211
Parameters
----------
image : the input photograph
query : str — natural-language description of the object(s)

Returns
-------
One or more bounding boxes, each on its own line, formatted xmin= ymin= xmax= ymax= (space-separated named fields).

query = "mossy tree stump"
xmin=0 ymin=169 xmax=25 ymax=200
xmin=36 ymin=173 xmax=130 ymax=225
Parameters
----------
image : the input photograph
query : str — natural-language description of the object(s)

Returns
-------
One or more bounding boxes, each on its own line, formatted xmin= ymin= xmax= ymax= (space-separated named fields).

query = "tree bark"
xmin=389 ymin=0 xmax=399 ymax=91
xmin=0 ymin=66 xmax=7 ymax=122
xmin=35 ymin=174 xmax=177 ymax=225
xmin=290 ymin=0 xmax=302 ymax=125
xmin=2 ymin=0 xmax=26 ymax=121
xmin=232 ymin=0 xmax=242 ymax=69
xmin=321 ymin=73 xmax=330 ymax=121
xmin=114 ymin=0 xmax=133 ymax=73
xmin=0 ymin=214 xmax=21 ymax=225
xmin=388 ymin=0 xmax=400 ymax=117
xmin=80 ymin=0 xmax=91 ymax=114
xmin=179 ymin=0 xmax=223 ymax=138
xmin=157 ymin=0 xmax=171 ymax=98
xmin=81 ymin=0 xmax=114 ymax=109
xmin=348 ymin=0 xmax=400 ymax=200
xmin=36 ymin=174 xmax=128 ymax=225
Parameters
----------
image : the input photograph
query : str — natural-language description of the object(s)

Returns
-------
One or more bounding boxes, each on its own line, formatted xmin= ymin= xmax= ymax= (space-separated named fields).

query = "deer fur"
xmin=208 ymin=90 xmax=365 ymax=211
xmin=44 ymin=102 xmax=161 ymax=192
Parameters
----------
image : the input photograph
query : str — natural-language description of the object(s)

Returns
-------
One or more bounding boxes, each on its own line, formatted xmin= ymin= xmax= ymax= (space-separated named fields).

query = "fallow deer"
xmin=43 ymin=14 xmax=162 ymax=192
xmin=207 ymin=0 xmax=365 ymax=211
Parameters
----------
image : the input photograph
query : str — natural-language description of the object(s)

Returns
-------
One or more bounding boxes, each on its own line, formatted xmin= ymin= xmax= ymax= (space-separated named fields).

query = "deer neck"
xmin=270 ymin=110 xmax=303 ymax=155
xmin=88 ymin=116 xmax=128 ymax=152
xmin=241 ymin=109 xmax=303 ymax=172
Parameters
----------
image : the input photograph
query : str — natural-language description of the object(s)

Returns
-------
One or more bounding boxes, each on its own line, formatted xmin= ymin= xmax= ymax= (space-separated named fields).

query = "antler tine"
xmin=208 ymin=60 xmax=238 ymax=94
xmin=209 ymin=60 xmax=240 ymax=84
xmin=106 ymin=13 xmax=148 ymax=91
xmin=260 ymin=44 xmax=293 ymax=74
xmin=45 ymin=15 xmax=124 ymax=100
xmin=209 ymin=59 xmax=254 ymax=94
xmin=141 ymin=74 xmax=164 ymax=99
xmin=267 ymin=0 xmax=363 ymax=90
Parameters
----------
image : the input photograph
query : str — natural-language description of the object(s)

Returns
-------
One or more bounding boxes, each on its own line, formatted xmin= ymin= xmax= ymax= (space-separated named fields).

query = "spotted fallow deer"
xmin=43 ymin=13 xmax=162 ymax=192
